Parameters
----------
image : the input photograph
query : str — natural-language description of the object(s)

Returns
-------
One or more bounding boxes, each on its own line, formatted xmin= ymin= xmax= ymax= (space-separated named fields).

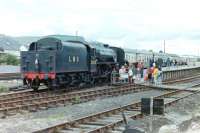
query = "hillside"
xmin=13 ymin=36 xmax=41 ymax=46
xmin=0 ymin=34 xmax=43 ymax=51
xmin=0 ymin=34 xmax=21 ymax=50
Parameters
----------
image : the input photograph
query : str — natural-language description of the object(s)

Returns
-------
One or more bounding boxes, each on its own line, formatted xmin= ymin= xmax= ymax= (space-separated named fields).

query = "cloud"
xmin=0 ymin=0 xmax=200 ymax=55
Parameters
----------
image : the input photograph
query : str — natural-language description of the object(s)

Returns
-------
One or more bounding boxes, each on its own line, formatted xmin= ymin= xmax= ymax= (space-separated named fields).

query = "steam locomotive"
xmin=21 ymin=35 xmax=125 ymax=91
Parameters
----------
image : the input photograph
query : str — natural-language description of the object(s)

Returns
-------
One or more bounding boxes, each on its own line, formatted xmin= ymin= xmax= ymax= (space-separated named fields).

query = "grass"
xmin=0 ymin=86 xmax=9 ymax=93
xmin=72 ymin=96 xmax=81 ymax=104
xmin=48 ymin=113 xmax=65 ymax=119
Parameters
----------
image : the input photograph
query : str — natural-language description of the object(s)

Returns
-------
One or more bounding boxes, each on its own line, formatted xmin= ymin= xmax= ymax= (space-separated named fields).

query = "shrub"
xmin=0 ymin=53 xmax=19 ymax=65
xmin=0 ymin=86 xmax=9 ymax=93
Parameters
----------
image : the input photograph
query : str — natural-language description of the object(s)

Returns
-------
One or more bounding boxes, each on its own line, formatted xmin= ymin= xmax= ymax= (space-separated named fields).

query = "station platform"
xmin=161 ymin=65 xmax=200 ymax=81
xmin=162 ymin=65 xmax=200 ymax=72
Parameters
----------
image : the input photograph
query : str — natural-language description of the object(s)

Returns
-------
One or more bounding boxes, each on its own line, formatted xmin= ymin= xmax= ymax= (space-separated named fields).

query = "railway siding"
xmin=0 ymin=77 xmax=199 ymax=132
xmin=0 ymin=66 xmax=200 ymax=132
xmin=0 ymin=73 xmax=21 ymax=80
xmin=0 ymin=85 xmax=152 ymax=117
xmin=34 ymin=90 xmax=192 ymax=133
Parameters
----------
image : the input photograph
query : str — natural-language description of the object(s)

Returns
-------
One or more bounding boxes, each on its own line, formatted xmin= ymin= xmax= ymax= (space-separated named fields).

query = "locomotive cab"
xmin=31 ymin=38 xmax=62 ymax=51
xmin=21 ymin=38 xmax=62 ymax=91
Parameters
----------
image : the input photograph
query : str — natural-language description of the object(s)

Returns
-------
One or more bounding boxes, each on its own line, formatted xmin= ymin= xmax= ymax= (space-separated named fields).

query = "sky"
xmin=0 ymin=0 xmax=200 ymax=55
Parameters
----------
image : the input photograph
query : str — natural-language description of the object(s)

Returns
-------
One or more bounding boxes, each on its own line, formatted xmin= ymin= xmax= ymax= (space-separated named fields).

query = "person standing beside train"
xmin=153 ymin=65 xmax=159 ymax=85
xmin=166 ymin=58 xmax=170 ymax=67
xmin=119 ymin=66 xmax=128 ymax=83
xmin=137 ymin=62 xmax=141 ymax=81
xmin=157 ymin=67 xmax=163 ymax=85
xmin=150 ymin=63 xmax=156 ymax=83
xmin=111 ymin=67 xmax=118 ymax=84
xmin=157 ymin=58 xmax=163 ymax=71
xmin=147 ymin=68 xmax=152 ymax=83
xmin=140 ymin=61 xmax=144 ymax=80
xmin=128 ymin=66 xmax=133 ymax=84
xmin=132 ymin=63 xmax=137 ymax=83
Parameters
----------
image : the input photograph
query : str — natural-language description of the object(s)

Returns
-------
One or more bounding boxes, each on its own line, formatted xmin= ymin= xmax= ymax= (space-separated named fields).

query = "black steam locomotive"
xmin=21 ymin=35 xmax=125 ymax=91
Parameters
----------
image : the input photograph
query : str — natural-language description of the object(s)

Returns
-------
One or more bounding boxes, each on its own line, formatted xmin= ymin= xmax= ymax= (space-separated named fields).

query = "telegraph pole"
xmin=75 ymin=30 xmax=78 ymax=40
xmin=164 ymin=40 xmax=166 ymax=53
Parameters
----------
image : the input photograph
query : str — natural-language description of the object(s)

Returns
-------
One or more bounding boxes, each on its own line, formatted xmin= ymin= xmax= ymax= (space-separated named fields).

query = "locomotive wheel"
xmin=24 ymin=79 xmax=32 ymax=89
xmin=47 ymin=78 xmax=59 ymax=90
xmin=31 ymin=78 xmax=40 ymax=91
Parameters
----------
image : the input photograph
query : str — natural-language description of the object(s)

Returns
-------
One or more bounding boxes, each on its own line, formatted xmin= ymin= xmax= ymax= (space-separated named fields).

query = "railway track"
xmin=6 ymin=73 xmax=200 ymax=93
xmin=34 ymin=89 xmax=198 ymax=133
xmin=0 ymin=73 xmax=199 ymax=132
xmin=0 ymin=84 xmax=150 ymax=117
xmin=0 ymin=73 xmax=200 ymax=116
xmin=0 ymin=73 xmax=21 ymax=80
xmin=0 ymin=71 xmax=199 ymax=83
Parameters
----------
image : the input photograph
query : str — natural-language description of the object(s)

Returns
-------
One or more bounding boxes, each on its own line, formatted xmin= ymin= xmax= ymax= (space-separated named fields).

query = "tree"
xmin=149 ymin=50 xmax=153 ymax=52
xmin=0 ymin=53 xmax=19 ymax=65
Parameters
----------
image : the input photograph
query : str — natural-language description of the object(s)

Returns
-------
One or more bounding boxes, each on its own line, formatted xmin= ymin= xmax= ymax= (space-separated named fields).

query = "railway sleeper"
xmin=0 ymin=85 xmax=147 ymax=118
xmin=29 ymin=107 xmax=38 ymax=112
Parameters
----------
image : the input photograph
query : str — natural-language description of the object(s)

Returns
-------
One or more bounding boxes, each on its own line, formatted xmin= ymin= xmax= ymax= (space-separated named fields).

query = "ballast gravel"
xmin=126 ymin=88 xmax=200 ymax=133
xmin=0 ymin=89 xmax=167 ymax=133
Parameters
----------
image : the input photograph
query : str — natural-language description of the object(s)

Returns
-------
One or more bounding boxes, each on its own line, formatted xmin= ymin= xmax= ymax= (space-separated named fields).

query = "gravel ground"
xmin=126 ymin=87 xmax=200 ymax=133
xmin=0 ymin=89 xmax=168 ymax=133
xmin=0 ymin=80 xmax=22 ymax=88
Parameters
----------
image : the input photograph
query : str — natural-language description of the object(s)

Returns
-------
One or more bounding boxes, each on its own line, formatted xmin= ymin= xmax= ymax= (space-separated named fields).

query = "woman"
xmin=128 ymin=66 xmax=133 ymax=84
xmin=153 ymin=66 xmax=159 ymax=85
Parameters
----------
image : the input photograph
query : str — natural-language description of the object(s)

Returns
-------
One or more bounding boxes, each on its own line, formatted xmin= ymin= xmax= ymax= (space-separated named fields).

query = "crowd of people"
xmin=115 ymin=61 xmax=162 ymax=85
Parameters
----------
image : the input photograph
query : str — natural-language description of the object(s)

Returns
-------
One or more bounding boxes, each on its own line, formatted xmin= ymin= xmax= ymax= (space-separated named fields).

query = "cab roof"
xmin=46 ymin=35 xmax=87 ymax=44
